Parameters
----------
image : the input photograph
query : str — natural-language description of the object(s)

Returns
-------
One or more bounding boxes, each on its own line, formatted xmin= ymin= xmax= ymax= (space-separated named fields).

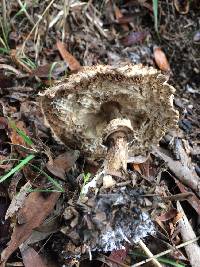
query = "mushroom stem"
xmin=104 ymin=130 xmax=128 ymax=176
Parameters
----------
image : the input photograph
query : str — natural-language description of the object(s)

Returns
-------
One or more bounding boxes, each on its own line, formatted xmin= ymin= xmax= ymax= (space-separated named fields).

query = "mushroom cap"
xmin=40 ymin=64 xmax=178 ymax=162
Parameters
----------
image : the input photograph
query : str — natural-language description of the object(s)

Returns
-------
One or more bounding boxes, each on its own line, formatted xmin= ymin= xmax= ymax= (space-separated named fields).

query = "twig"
xmin=138 ymin=240 xmax=162 ymax=267
xmin=85 ymin=11 xmax=108 ymax=38
xmin=153 ymin=146 xmax=200 ymax=197
xmin=131 ymin=236 xmax=200 ymax=267
xmin=177 ymin=201 xmax=200 ymax=267
xmin=16 ymin=0 xmax=35 ymax=26
xmin=20 ymin=0 xmax=56 ymax=54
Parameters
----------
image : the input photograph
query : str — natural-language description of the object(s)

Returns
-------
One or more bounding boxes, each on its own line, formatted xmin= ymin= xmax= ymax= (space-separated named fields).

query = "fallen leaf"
xmin=118 ymin=16 xmax=135 ymax=24
xmin=175 ymin=178 xmax=200 ymax=215
xmin=173 ymin=212 xmax=183 ymax=225
xmin=114 ymin=6 xmax=129 ymax=31
xmin=20 ymin=246 xmax=48 ymax=267
xmin=8 ymin=120 xmax=32 ymax=156
xmin=132 ymin=163 xmax=142 ymax=174
xmin=46 ymin=150 xmax=80 ymax=180
xmin=56 ymin=41 xmax=81 ymax=71
xmin=30 ymin=64 xmax=52 ymax=78
xmin=31 ymin=61 xmax=68 ymax=79
xmin=5 ymin=182 xmax=31 ymax=220
xmin=0 ymin=192 xmax=60 ymax=266
xmin=121 ymin=31 xmax=148 ymax=46
xmin=101 ymin=248 xmax=128 ymax=267
xmin=174 ymin=0 xmax=189 ymax=14
xmin=157 ymin=208 xmax=178 ymax=222
xmin=153 ymin=46 xmax=171 ymax=72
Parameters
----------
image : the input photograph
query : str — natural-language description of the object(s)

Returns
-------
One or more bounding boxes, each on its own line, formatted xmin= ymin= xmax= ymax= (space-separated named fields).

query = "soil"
xmin=0 ymin=0 xmax=200 ymax=266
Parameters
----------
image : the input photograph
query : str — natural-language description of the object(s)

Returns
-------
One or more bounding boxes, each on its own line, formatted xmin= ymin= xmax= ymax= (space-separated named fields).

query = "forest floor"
xmin=0 ymin=1 xmax=200 ymax=267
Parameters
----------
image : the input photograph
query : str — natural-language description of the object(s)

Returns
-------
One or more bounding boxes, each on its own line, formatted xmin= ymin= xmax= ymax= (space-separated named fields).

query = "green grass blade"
xmin=8 ymin=119 xmax=34 ymax=146
xmin=29 ymin=164 xmax=64 ymax=192
xmin=20 ymin=57 xmax=36 ymax=69
xmin=28 ymin=188 xmax=63 ymax=193
xmin=0 ymin=47 xmax=9 ymax=54
xmin=15 ymin=2 xmax=27 ymax=17
xmin=152 ymin=0 xmax=158 ymax=32
xmin=0 ymin=154 xmax=35 ymax=183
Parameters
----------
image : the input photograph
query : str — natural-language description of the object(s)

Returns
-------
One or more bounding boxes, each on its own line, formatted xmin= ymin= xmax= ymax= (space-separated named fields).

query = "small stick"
xmin=138 ymin=240 xmax=162 ymax=267
xmin=131 ymin=236 xmax=200 ymax=267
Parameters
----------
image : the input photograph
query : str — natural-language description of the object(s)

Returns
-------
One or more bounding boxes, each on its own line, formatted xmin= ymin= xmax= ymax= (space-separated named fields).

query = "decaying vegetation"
xmin=0 ymin=0 xmax=200 ymax=267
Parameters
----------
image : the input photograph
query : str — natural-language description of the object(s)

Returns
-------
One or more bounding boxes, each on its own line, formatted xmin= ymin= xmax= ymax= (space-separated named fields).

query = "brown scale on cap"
xmin=40 ymin=64 xmax=178 ymax=173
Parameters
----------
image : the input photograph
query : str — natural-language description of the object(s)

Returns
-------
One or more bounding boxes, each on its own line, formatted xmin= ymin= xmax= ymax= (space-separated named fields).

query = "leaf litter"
xmin=0 ymin=0 xmax=200 ymax=267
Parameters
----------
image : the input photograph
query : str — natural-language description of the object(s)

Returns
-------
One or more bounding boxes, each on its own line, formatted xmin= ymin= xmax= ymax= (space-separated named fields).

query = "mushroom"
xmin=40 ymin=64 xmax=179 ymax=254
xmin=40 ymin=64 xmax=178 ymax=177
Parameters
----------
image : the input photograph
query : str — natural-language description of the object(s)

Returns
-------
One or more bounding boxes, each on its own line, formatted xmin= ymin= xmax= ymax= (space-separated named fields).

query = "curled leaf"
xmin=56 ymin=41 xmax=81 ymax=71
xmin=121 ymin=31 xmax=148 ymax=46
xmin=153 ymin=46 xmax=171 ymax=72
xmin=174 ymin=0 xmax=189 ymax=14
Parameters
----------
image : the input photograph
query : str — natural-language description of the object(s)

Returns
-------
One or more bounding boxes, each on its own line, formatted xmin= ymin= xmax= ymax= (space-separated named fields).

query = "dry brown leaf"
xmin=31 ymin=62 xmax=68 ymax=79
xmin=132 ymin=163 xmax=142 ymax=174
xmin=174 ymin=0 xmax=189 ymax=14
xmin=114 ymin=6 xmax=129 ymax=31
xmin=121 ymin=31 xmax=148 ymax=46
xmin=5 ymin=182 xmax=31 ymax=220
xmin=20 ymin=246 xmax=48 ymax=267
xmin=46 ymin=150 xmax=80 ymax=179
xmin=153 ymin=46 xmax=171 ymax=72
xmin=56 ymin=41 xmax=81 ymax=71
xmin=175 ymin=178 xmax=200 ymax=215
xmin=173 ymin=212 xmax=184 ymax=225
xmin=9 ymin=121 xmax=31 ymax=157
xmin=0 ymin=192 xmax=60 ymax=266
xmin=114 ymin=5 xmax=123 ymax=21
xmin=157 ymin=208 xmax=178 ymax=222
xmin=155 ymin=217 xmax=169 ymax=237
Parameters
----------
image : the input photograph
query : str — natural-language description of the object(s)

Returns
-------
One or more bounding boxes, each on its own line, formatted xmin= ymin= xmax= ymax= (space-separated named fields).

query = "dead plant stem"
xmin=138 ymin=240 xmax=162 ymax=267
xmin=20 ymin=0 xmax=56 ymax=54
xmin=131 ymin=236 xmax=200 ymax=267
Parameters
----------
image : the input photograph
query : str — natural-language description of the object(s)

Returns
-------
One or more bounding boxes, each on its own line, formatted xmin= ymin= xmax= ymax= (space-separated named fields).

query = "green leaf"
xmin=152 ymin=0 xmax=158 ymax=33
